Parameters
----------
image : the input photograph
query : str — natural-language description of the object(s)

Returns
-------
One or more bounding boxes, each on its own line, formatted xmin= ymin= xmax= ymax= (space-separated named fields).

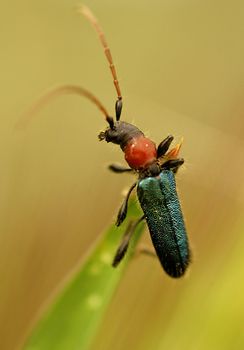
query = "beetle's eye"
xmin=106 ymin=116 xmax=115 ymax=129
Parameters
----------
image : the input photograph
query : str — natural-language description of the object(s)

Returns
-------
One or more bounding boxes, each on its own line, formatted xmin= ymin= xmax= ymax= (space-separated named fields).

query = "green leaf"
xmin=23 ymin=199 xmax=144 ymax=350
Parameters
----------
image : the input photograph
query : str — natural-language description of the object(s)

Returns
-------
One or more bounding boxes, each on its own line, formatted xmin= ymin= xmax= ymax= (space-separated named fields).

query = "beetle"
xmin=21 ymin=5 xmax=191 ymax=278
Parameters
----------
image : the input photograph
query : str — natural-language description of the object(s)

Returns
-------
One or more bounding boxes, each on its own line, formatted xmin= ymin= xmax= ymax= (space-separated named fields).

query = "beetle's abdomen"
xmin=137 ymin=170 xmax=190 ymax=278
xmin=124 ymin=136 xmax=157 ymax=169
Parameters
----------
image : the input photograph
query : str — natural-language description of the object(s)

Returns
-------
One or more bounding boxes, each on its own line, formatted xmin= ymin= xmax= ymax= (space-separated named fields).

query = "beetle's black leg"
xmin=116 ymin=182 xmax=137 ymax=226
xmin=163 ymin=158 xmax=184 ymax=173
xmin=108 ymin=163 xmax=133 ymax=173
xmin=112 ymin=215 xmax=145 ymax=267
xmin=157 ymin=135 xmax=174 ymax=158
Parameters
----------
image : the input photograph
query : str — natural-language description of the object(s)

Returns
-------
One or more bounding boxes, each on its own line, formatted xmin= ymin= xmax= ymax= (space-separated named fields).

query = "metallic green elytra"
xmin=137 ymin=170 xmax=190 ymax=278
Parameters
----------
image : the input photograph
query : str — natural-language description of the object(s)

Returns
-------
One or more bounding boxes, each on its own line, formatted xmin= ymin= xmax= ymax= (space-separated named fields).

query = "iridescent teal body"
xmin=137 ymin=170 xmax=190 ymax=277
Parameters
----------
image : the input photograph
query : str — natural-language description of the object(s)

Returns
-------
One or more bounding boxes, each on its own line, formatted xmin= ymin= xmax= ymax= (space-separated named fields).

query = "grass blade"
xmin=23 ymin=199 xmax=144 ymax=350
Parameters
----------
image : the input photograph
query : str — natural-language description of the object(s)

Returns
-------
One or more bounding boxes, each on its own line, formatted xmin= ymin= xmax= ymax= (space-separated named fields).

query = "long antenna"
xmin=79 ymin=5 xmax=123 ymax=120
xmin=16 ymin=85 xmax=114 ymax=129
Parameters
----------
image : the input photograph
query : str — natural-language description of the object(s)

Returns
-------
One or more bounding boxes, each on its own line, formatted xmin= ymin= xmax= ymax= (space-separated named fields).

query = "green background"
xmin=0 ymin=0 xmax=244 ymax=349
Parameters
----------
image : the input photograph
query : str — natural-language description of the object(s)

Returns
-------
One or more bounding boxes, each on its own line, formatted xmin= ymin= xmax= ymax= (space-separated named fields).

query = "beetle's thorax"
xmin=99 ymin=121 xmax=157 ymax=170
xmin=124 ymin=136 xmax=157 ymax=170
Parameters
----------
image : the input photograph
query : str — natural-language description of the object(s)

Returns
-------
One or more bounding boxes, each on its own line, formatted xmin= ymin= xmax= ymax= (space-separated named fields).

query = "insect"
xmin=21 ymin=6 xmax=191 ymax=278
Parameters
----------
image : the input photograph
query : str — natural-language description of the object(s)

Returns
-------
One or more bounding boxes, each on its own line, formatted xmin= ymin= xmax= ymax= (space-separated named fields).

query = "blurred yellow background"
xmin=0 ymin=0 xmax=244 ymax=349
